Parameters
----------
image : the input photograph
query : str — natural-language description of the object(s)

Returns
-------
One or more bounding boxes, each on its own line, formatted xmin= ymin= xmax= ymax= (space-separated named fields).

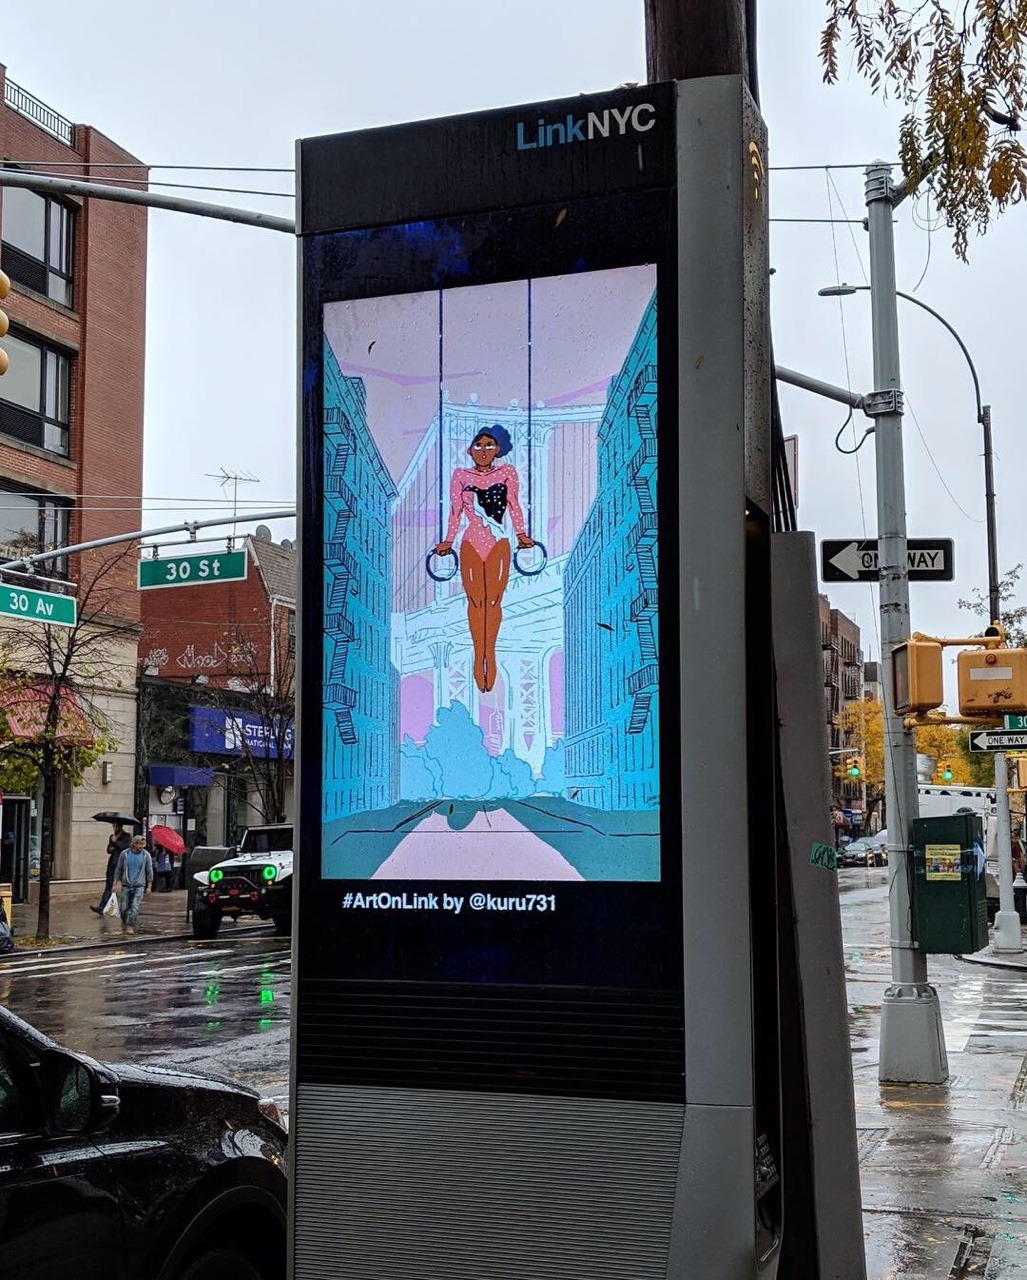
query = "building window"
xmin=0 ymin=484 xmax=71 ymax=578
xmin=0 ymin=187 xmax=74 ymax=305
xmin=0 ymin=332 xmax=71 ymax=456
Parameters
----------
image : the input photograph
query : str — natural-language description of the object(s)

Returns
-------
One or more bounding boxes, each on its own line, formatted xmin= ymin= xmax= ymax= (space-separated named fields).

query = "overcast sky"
xmin=4 ymin=0 xmax=1025 ymax=694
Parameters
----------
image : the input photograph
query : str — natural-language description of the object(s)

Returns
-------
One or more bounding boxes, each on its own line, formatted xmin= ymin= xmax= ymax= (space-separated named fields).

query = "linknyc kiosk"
xmin=293 ymin=77 xmax=864 ymax=1279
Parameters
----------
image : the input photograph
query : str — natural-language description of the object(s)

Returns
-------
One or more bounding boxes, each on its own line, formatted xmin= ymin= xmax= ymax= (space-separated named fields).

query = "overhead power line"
xmin=4 ymin=161 xmax=294 ymax=172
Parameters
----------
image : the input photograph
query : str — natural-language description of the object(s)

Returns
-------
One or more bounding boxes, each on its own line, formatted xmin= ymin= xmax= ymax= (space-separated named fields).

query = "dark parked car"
xmin=0 ymin=1005 xmax=286 ymax=1280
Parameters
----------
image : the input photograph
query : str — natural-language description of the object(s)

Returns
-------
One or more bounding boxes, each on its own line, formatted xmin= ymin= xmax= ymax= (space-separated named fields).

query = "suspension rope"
xmin=425 ymin=288 xmax=458 ymax=582
xmin=526 ymin=278 xmax=533 ymax=536
xmin=437 ymin=288 xmax=444 ymax=546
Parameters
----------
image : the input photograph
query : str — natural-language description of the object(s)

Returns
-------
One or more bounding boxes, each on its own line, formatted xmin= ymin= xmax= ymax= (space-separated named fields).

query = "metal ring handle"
xmin=425 ymin=548 xmax=459 ymax=582
xmin=513 ymin=541 xmax=549 ymax=577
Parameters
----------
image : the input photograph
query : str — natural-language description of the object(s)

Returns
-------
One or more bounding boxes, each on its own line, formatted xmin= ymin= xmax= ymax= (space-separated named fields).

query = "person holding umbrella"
xmin=150 ymin=824 xmax=186 ymax=892
xmin=90 ymin=814 xmax=135 ymax=915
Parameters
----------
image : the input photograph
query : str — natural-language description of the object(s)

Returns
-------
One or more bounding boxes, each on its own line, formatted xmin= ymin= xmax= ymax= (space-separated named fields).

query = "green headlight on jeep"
xmin=262 ymin=864 xmax=278 ymax=882
xmin=210 ymin=867 xmax=224 ymax=884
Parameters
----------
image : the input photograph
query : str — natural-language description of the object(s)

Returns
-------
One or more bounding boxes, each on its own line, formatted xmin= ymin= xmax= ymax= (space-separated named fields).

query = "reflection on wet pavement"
xmin=4 ymin=873 xmax=1027 ymax=1277
xmin=840 ymin=869 xmax=1027 ymax=1277
xmin=0 ymin=935 xmax=292 ymax=1117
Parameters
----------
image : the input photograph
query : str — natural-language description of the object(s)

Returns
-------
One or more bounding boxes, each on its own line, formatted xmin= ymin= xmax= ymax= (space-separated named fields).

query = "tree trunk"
xmin=644 ymin=0 xmax=748 ymax=83
xmin=35 ymin=748 xmax=56 ymax=940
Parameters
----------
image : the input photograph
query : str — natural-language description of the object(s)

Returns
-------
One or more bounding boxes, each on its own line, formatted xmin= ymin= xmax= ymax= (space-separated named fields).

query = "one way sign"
xmin=820 ymin=538 xmax=954 ymax=583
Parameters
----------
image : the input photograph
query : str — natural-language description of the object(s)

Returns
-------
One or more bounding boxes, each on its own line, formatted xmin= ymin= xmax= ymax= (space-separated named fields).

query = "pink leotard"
xmin=444 ymin=463 xmax=527 ymax=559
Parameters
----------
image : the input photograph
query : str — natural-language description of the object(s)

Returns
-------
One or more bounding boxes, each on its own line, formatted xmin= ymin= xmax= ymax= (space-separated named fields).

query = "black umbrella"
xmin=92 ymin=811 xmax=142 ymax=826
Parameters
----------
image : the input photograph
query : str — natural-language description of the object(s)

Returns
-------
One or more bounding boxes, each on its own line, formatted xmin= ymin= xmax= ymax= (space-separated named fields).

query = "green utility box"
xmin=912 ymin=812 xmax=988 ymax=954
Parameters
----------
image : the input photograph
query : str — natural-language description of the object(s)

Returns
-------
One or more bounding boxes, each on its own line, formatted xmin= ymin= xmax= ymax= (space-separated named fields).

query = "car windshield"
xmin=244 ymin=828 xmax=292 ymax=853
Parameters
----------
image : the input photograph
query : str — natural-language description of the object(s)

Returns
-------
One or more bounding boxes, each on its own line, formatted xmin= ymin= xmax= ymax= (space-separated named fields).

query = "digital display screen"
xmin=300 ymin=186 xmax=681 ymax=1012
xmin=320 ymin=265 xmax=660 ymax=886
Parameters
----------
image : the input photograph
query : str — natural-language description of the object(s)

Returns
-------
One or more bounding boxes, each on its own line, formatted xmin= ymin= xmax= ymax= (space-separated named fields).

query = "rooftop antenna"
xmin=207 ymin=467 xmax=259 ymax=547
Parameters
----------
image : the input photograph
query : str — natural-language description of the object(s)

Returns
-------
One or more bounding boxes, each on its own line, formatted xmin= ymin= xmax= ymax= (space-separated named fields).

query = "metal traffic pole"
xmin=983 ymin=405 xmax=1023 ymax=951
xmin=865 ymin=161 xmax=948 ymax=1084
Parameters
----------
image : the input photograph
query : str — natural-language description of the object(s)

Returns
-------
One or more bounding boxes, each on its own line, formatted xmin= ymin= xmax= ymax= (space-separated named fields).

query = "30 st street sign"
xmin=0 ymin=584 xmax=77 ymax=628
xmin=138 ymin=549 xmax=248 ymax=590
xmin=968 ymin=728 xmax=1027 ymax=753
xmin=820 ymin=537 xmax=955 ymax=583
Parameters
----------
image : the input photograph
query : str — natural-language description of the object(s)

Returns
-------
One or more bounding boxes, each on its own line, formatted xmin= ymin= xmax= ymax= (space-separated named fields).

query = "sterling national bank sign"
xmin=189 ymin=706 xmax=295 ymax=760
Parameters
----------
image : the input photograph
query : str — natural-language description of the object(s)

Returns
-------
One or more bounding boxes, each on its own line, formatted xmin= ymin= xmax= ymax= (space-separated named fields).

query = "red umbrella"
xmin=149 ymin=824 xmax=186 ymax=855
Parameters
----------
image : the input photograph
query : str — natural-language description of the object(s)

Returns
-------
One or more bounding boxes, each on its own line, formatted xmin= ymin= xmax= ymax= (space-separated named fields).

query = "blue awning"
xmin=147 ymin=764 xmax=214 ymax=788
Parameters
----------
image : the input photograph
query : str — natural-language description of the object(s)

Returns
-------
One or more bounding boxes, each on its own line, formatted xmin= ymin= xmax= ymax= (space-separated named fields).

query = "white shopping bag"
xmin=103 ymin=893 xmax=121 ymax=920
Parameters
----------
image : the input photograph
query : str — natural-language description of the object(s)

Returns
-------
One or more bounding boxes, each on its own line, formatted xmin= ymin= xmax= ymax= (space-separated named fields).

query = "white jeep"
xmin=191 ymin=824 xmax=293 ymax=940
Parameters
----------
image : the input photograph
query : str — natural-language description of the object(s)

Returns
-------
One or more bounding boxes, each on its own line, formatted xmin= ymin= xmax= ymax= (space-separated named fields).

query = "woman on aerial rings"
xmin=434 ymin=424 xmax=535 ymax=694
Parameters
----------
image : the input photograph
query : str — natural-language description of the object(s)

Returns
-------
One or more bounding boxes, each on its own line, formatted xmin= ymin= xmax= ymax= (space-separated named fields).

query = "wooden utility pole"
xmin=644 ymin=0 xmax=749 ymax=84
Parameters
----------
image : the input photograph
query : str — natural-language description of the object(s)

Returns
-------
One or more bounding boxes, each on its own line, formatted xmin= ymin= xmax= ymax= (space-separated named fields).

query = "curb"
xmin=954 ymin=950 xmax=1027 ymax=972
xmin=6 ymin=921 xmax=276 ymax=959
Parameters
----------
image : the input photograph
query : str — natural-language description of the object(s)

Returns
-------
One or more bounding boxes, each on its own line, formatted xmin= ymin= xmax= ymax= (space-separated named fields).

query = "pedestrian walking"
xmin=91 ymin=822 xmax=131 ymax=915
xmin=153 ymin=843 xmax=173 ymax=893
xmin=113 ymin=834 xmax=153 ymax=935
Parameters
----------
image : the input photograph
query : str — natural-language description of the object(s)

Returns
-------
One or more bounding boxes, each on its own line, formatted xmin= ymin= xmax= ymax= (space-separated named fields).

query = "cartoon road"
xmin=323 ymin=797 xmax=660 ymax=882
xmin=371 ymin=806 xmax=584 ymax=881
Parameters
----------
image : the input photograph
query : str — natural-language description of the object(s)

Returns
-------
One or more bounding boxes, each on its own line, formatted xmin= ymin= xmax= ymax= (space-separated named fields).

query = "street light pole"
xmin=817 ymin=287 xmax=1021 ymax=953
xmin=864 ymin=161 xmax=949 ymax=1083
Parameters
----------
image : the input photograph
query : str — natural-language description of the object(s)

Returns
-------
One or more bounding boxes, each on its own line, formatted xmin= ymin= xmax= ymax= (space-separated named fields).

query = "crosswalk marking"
xmin=1 ymin=945 xmax=269 ymax=979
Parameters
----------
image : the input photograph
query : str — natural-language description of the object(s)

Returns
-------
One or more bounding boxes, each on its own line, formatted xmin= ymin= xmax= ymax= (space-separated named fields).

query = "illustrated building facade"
xmin=0 ymin=64 xmax=147 ymax=889
xmin=322 ymin=344 xmax=398 ymax=820
xmin=563 ymin=294 xmax=659 ymax=811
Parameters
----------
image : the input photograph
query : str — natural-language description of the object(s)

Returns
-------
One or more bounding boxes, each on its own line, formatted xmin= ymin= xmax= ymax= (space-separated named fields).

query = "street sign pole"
xmin=867 ymin=162 xmax=947 ymax=1085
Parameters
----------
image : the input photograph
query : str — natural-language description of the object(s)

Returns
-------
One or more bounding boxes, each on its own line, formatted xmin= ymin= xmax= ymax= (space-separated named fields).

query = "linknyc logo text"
xmin=516 ymin=102 xmax=656 ymax=151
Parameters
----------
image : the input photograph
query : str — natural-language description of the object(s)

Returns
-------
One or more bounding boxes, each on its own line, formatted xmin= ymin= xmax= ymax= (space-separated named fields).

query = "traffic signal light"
xmin=847 ymin=756 xmax=862 ymax=778
xmin=892 ymin=636 xmax=944 ymax=714
xmin=939 ymin=761 xmax=954 ymax=782
xmin=0 ymin=267 xmax=10 ymax=377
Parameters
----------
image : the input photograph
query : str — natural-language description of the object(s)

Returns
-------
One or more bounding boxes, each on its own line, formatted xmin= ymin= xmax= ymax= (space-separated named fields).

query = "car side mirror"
xmin=40 ymin=1049 xmax=119 ymax=1135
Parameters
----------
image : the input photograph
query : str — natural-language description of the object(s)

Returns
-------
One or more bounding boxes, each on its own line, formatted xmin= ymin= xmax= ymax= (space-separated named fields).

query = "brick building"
xmin=136 ymin=531 xmax=296 ymax=848
xmin=819 ymin=595 xmax=864 ymax=811
xmin=0 ymin=66 xmax=146 ymax=888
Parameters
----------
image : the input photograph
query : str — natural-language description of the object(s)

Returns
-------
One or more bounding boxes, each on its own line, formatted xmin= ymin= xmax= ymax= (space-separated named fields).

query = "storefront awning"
xmin=0 ymin=680 xmax=93 ymax=746
xmin=148 ymin=764 xmax=214 ymax=788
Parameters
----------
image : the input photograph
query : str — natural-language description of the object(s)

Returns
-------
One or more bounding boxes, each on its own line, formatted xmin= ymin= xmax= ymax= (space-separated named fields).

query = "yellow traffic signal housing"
xmin=958 ymin=646 xmax=1027 ymax=716
xmin=892 ymin=637 xmax=943 ymax=714
xmin=0 ymin=267 xmax=10 ymax=377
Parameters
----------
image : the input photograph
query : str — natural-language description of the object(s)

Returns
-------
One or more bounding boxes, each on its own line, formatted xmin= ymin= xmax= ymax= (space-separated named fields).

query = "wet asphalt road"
xmin=3 ymin=878 xmax=1027 ymax=1277
xmin=0 ymin=929 xmax=292 ymax=1116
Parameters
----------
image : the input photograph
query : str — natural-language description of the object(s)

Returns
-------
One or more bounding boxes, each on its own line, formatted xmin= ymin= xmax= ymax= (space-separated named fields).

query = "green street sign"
xmin=0 ymin=584 xmax=77 ymax=628
xmin=1005 ymin=715 xmax=1027 ymax=732
xmin=138 ymin=549 xmax=248 ymax=590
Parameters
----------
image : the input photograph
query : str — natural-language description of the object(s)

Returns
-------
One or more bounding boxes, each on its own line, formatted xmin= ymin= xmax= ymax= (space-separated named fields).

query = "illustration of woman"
xmin=435 ymin=425 xmax=535 ymax=694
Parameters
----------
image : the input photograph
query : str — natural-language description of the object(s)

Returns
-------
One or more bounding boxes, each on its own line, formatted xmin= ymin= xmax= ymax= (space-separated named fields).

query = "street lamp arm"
xmin=894 ymin=289 xmax=983 ymax=423
xmin=820 ymin=283 xmax=983 ymax=422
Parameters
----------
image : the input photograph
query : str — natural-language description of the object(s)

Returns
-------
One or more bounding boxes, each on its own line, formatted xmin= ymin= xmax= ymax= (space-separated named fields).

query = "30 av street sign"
xmin=138 ymin=549 xmax=248 ymax=590
xmin=968 ymin=729 xmax=1027 ymax=753
xmin=820 ymin=537 xmax=954 ymax=583
xmin=0 ymin=585 xmax=76 ymax=628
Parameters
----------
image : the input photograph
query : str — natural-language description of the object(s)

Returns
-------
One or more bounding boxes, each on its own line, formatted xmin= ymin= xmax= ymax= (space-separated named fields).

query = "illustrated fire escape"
xmin=626 ymin=364 xmax=658 ymax=735
xmin=324 ymin=406 xmax=358 ymax=746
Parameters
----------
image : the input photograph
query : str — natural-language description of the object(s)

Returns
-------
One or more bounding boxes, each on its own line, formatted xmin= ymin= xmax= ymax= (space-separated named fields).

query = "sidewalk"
xmin=851 ymin=927 xmax=1027 ymax=1277
xmin=10 ymin=889 xmax=270 ymax=951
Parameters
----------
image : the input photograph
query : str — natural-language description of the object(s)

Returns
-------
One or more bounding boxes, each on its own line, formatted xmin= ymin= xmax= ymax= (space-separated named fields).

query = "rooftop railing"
xmin=3 ymin=79 xmax=74 ymax=147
